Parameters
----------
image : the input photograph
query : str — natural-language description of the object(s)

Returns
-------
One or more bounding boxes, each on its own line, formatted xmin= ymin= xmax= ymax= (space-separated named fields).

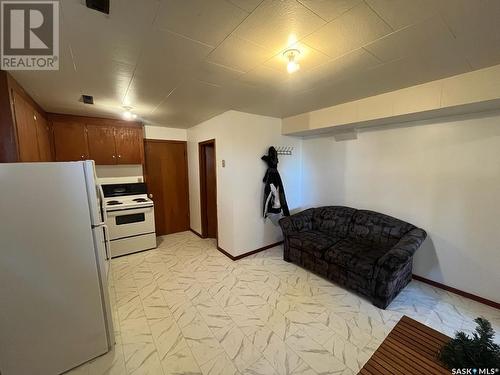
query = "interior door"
xmin=12 ymin=91 xmax=40 ymax=162
xmin=115 ymin=126 xmax=143 ymax=164
xmin=144 ymin=140 xmax=189 ymax=235
xmin=199 ymin=140 xmax=218 ymax=239
xmin=34 ymin=111 xmax=52 ymax=161
xmin=86 ymin=124 xmax=116 ymax=165
xmin=53 ymin=121 xmax=89 ymax=161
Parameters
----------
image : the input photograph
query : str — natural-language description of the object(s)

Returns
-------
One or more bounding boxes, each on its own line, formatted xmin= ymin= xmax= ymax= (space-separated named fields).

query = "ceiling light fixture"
xmin=122 ymin=106 xmax=137 ymax=120
xmin=284 ymin=48 xmax=300 ymax=74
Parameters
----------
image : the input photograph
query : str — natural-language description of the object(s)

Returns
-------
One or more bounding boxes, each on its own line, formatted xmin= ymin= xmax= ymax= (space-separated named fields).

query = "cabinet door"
xmin=86 ymin=124 xmax=117 ymax=165
xmin=114 ymin=126 xmax=144 ymax=164
xmin=53 ymin=121 xmax=89 ymax=161
xmin=34 ymin=112 xmax=52 ymax=162
xmin=12 ymin=91 xmax=40 ymax=162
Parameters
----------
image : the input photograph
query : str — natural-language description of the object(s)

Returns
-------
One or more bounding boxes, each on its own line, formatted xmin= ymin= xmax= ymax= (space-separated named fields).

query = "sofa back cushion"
xmin=312 ymin=206 xmax=356 ymax=237
xmin=348 ymin=210 xmax=415 ymax=249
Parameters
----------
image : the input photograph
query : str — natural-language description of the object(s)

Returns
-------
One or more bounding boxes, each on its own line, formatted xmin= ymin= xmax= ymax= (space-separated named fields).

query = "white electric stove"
xmin=102 ymin=183 xmax=157 ymax=258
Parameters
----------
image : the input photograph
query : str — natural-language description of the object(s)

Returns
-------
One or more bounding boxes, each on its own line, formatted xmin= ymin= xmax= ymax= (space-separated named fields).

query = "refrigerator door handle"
xmin=98 ymin=185 xmax=108 ymax=222
xmin=102 ymin=224 xmax=111 ymax=261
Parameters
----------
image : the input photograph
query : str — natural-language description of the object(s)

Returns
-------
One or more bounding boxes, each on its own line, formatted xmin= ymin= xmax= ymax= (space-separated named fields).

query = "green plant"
xmin=438 ymin=317 xmax=500 ymax=369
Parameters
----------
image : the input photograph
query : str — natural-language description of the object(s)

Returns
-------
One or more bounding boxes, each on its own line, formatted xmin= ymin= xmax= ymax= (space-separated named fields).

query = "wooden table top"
xmin=359 ymin=315 xmax=451 ymax=374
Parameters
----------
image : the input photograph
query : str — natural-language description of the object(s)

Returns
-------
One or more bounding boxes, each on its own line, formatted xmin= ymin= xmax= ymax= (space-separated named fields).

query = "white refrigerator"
xmin=0 ymin=161 xmax=114 ymax=375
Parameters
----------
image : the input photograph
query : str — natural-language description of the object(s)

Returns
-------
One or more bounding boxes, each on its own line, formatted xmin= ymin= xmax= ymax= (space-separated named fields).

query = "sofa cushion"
xmin=312 ymin=206 xmax=356 ymax=237
xmin=348 ymin=210 xmax=415 ymax=249
xmin=324 ymin=239 xmax=387 ymax=278
xmin=288 ymin=230 xmax=342 ymax=258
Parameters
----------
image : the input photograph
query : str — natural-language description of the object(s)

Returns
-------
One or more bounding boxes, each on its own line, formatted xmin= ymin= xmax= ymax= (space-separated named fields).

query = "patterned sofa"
xmin=279 ymin=206 xmax=427 ymax=309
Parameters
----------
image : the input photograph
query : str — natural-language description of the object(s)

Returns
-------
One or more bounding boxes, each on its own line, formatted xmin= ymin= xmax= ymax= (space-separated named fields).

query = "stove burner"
xmin=133 ymin=198 xmax=148 ymax=202
xmin=107 ymin=200 xmax=122 ymax=205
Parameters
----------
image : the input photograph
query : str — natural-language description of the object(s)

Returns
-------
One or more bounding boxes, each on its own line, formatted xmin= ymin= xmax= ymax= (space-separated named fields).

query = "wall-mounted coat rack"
xmin=275 ymin=146 xmax=294 ymax=156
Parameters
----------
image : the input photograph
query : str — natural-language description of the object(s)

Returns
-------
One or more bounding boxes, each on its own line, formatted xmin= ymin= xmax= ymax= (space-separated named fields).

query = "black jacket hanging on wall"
xmin=262 ymin=146 xmax=290 ymax=220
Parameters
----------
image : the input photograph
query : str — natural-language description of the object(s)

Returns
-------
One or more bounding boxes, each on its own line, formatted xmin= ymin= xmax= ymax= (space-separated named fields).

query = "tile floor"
xmin=68 ymin=231 xmax=500 ymax=375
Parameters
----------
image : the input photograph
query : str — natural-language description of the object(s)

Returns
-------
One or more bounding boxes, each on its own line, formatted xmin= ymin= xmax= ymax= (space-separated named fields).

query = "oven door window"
xmin=115 ymin=213 xmax=146 ymax=225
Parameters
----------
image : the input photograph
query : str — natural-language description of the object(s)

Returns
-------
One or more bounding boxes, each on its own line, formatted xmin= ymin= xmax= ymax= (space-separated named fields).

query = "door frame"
xmin=198 ymin=139 xmax=218 ymax=239
xmin=143 ymin=139 xmax=190 ymax=235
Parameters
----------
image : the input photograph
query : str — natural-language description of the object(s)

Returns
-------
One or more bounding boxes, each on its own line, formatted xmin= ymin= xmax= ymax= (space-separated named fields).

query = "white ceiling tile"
xmin=281 ymin=48 xmax=381 ymax=92
xmin=192 ymin=61 xmax=245 ymax=86
xmin=438 ymin=0 xmax=500 ymax=70
xmin=297 ymin=0 xmax=362 ymax=22
xmin=152 ymin=80 xmax=230 ymax=128
xmin=264 ymin=42 xmax=330 ymax=73
xmin=124 ymin=75 xmax=179 ymax=116
xmin=364 ymin=16 xmax=459 ymax=63
xmin=365 ymin=0 xmax=439 ymax=30
xmin=227 ymin=0 xmax=264 ymax=13
xmin=239 ymin=66 xmax=290 ymax=88
xmin=77 ymin=60 xmax=135 ymax=108
xmin=304 ymin=2 xmax=392 ymax=58
xmin=233 ymin=0 xmax=326 ymax=53
xmin=10 ymin=0 xmax=500 ymax=127
xmin=61 ymin=0 xmax=158 ymax=66
xmin=207 ymin=35 xmax=274 ymax=72
xmin=134 ymin=28 xmax=213 ymax=79
xmin=155 ymin=0 xmax=248 ymax=47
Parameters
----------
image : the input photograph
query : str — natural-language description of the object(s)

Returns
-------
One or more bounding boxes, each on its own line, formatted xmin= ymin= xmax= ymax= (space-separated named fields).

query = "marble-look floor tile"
xmin=242 ymin=355 xmax=278 ymax=375
xmin=65 ymin=231 xmax=500 ymax=375
xmin=286 ymin=330 xmax=347 ymax=374
xmin=200 ymin=352 xmax=239 ymax=375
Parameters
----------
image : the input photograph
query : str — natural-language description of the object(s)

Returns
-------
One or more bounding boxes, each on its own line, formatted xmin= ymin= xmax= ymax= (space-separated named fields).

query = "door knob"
xmin=148 ymin=194 xmax=153 ymax=199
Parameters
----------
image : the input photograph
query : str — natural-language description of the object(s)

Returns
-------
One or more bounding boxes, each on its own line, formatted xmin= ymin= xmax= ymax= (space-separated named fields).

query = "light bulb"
xmin=284 ymin=48 xmax=301 ymax=74
xmin=287 ymin=60 xmax=300 ymax=73
xmin=123 ymin=111 xmax=133 ymax=120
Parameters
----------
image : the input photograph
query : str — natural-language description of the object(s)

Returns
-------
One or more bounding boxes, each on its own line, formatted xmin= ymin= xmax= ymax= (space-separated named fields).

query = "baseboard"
xmin=217 ymin=241 xmax=283 ymax=261
xmin=189 ymin=228 xmax=203 ymax=238
xmin=189 ymin=228 xmax=282 ymax=260
xmin=412 ymin=274 xmax=499 ymax=310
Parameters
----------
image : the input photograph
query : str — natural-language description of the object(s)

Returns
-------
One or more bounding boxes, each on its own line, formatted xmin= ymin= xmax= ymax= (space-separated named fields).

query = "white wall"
xmin=144 ymin=125 xmax=187 ymax=141
xmin=301 ymin=111 xmax=500 ymax=302
xmin=187 ymin=111 xmax=302 ymax=257
xmin=95 ymin=165 xmax=143 ymax=184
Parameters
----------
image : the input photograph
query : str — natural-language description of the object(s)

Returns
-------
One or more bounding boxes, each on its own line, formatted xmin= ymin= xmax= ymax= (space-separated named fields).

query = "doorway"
xmin=199 ymin=139 xmax=218 ymax=239
xmin=144 ymin=140 xmax=190 ymax=236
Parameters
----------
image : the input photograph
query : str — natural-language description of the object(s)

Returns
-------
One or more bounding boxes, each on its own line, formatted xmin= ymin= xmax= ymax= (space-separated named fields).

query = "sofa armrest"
xmin=377 ymin=228 xmax=427 ymax=272
xmin=279 ymin=209 xmax=314 ymax=236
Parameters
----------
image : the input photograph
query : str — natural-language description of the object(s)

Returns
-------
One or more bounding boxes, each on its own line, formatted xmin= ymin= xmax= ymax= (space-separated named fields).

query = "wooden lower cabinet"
xmin=53 ymin=121 xmax=89 ymax=161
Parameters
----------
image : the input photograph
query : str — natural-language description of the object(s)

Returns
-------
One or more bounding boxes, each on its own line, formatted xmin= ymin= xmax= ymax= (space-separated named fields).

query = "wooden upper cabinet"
xmin=12 ymin=91 xmax=40 ymax=162
xmin=34 ymin=111 xmax=52 ymax=162
xmin=86 ymin=124 xmax=117 ymax=164
xmin=52 ymin=121 xmax=89 ymax=161
xmin=114 ymin=126 xmax=144 ymax=164
xmin=48 ymin=114 xmax=144 ymax=165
